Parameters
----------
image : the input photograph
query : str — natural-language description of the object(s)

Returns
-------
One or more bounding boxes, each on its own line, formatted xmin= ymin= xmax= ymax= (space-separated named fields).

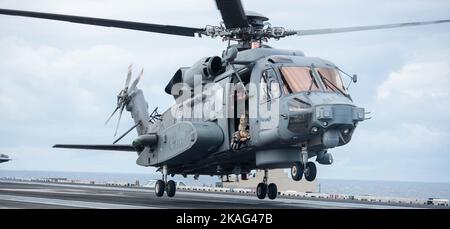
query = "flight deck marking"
xmin=0 ymin=194 xmax=159 ymax=209
xmin=0 ymin=188 xmax=128 ymax=197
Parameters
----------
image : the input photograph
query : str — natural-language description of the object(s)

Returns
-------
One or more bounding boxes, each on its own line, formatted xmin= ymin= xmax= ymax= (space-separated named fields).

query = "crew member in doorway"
xmin=231 ymin=112 xmax=250 ymax=151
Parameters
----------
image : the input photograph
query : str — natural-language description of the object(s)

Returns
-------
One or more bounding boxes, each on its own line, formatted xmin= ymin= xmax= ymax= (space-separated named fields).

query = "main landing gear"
xmin=155 ymin=165 xmax=176 ymax=197
xmin=291 ymin=146 xmax=317 ymax=182
xmin=256 ymin=169 xmax=278 ymax=200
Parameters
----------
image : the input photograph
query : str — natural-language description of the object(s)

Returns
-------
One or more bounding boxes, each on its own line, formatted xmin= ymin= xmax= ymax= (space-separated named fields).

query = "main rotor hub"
xmin=245 ymin=11 xmax=269 ymax=29
xmin=203 ymin=10 xmax=294 ymax=48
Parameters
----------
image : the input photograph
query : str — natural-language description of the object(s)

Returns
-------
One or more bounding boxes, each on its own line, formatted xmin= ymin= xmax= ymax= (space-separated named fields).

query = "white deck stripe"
xmin=0 ymin=194 xmax=158 ymax=209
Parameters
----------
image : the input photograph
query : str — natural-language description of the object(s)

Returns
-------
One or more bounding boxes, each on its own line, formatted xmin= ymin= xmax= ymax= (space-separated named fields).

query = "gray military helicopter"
xmin=0 ymin=154 xmax=11 ymax=163
xmin=1 ymin=0 xmax=449 ymax=200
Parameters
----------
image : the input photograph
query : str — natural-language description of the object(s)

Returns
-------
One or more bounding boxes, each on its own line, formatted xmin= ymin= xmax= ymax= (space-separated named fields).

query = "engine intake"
xmin=184 ymin=56 xmax=224 ymax=87
xmin=165 ymin=56 xmax=224 ymax=98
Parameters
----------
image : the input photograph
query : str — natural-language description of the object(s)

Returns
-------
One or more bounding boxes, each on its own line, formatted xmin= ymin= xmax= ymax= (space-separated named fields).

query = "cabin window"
xmin=279 ymin=66 xmax=320 ymax=94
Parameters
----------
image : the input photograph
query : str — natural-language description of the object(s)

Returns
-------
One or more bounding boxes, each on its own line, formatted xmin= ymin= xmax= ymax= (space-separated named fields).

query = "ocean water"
xmin=317 ymin=179 xmax=450 ymax=200
xmin=1 ymin=170 xmax=449 ymax=200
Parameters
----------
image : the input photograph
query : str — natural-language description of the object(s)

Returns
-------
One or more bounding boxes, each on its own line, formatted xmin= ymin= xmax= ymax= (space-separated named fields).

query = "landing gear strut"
xmin=256 ymin=169 xmax=278 ymax=200
xmin=155 ymin=165 xmax=177 ymax=198
xmin=291 ymin=146 xmax=317 ymax=182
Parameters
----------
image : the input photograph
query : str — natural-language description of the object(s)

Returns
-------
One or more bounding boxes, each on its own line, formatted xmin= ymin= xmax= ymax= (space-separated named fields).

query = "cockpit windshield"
xmin=316 ymin=67 xmax=347 ymax=95
xmin=279 ymin=66 xmax=320 ymax=94
xmin=279 ymin=66 xmax=347 ymax=96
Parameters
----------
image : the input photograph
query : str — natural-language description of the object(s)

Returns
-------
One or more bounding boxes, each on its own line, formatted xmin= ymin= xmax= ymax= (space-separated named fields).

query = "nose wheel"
xmin=256 ymin=169 xmax=278 ymax=200
xmin=291 ymin=146 xmax=317 ymax=182
xmin=291 ymin=162 xmax=304 ymax=181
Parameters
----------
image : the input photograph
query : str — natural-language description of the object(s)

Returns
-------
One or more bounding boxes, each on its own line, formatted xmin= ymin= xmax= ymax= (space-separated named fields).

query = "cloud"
xmin=372 ymin=55 xmax=450 ymax=158
xmin=376 ymin=60 xmax=450 ymax=103
xmin=0 ymin=37 xmax=135 ymax=121
xmin=373 ymin=54 xmax=450 ymax=126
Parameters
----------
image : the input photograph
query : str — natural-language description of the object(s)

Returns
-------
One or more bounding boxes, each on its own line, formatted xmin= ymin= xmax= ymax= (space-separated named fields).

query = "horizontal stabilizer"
xmin=53 ymin=144 xmax=135 ymax=152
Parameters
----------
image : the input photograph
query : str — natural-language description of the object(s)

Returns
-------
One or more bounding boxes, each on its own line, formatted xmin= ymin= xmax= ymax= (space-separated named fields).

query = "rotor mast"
xmin=203 ymin=11 xmax=278 ymax=50
xmin=207 ymin=0 xmax=295 ymax=50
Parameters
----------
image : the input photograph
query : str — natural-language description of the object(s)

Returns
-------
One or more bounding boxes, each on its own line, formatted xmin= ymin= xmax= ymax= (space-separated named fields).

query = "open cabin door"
xmin=227 ymin=71 xmax=251 ymax=147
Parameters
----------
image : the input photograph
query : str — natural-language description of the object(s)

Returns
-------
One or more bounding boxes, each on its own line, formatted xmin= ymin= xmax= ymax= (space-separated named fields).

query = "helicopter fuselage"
xmin=133 ymin=47 xmax=365 ymax=176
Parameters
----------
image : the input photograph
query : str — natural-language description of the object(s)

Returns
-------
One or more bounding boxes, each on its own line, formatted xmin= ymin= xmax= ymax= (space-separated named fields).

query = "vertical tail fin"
xmin=126 ymin=89 xmax=150 ymax=135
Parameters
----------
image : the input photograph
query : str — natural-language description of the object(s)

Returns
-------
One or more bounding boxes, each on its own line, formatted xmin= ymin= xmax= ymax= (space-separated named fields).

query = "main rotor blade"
xmin=0 ymin=8 xmax=205 ymax=37
xmin=294 ymin=19 xmax=450 ymax=36
xmin=53 ymin=144 xmax=135 ymax=151
xmin=125 ymin=64 xmax=133 ymax=89
xmin=129 ymin=69 xmax=144 ymax=93
xmin=215 ymin=0 xmax=248 ymax=29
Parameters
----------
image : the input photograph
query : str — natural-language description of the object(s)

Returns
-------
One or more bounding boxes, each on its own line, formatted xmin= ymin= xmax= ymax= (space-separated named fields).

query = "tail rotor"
xmin=105 ymin=64 xmax=144 ymax=136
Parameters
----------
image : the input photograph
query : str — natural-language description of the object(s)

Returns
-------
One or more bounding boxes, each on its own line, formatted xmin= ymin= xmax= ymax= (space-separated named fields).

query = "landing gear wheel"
xmin=267 ymin=183 xmax=278 ymax=200
xmin=166 ymin=180 xmax=176 ymax=197
xmin=304 ymin=162 xmax=317 ymax=182
xmin=291 ymin=162 xmax=304 ymax=181
xmin=256 ymin=183 xmax=267 ymax=199
xmin=155 ymin=180 xmax=165 ymax=197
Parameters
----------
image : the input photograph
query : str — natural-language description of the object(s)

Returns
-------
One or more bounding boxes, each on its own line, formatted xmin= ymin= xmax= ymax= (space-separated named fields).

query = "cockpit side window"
xmin=280 ymin=66 xmax=320 ymax=94
xmin=260 ymin=68 xmax=281 ymax=103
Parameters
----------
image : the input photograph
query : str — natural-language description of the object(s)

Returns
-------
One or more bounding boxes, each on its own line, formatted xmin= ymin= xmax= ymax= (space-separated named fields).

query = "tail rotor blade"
xmin=104 ymin=106 xmax=120 ymax=125
xmin=129 ymin=69 xmax=144 ymax=93
xmin=125 ymin=64 xmax=133 ymax=89
xmin=114 ymin=104 xmax=126 ymax=136
xmin=113 ymin=121 xmax=141 ymax=144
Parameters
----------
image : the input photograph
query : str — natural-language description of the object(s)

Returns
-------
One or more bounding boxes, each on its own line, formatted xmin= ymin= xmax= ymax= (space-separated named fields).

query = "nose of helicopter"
xmin=279 ymin=92 xmax=365 ymax=148
xmin=313 ymin=103 xmax=365 ymax=147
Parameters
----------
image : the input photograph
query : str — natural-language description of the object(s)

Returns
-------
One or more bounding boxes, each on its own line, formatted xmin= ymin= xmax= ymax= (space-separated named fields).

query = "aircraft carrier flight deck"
xmin=0 ymin=179 xmax=447 ymax=209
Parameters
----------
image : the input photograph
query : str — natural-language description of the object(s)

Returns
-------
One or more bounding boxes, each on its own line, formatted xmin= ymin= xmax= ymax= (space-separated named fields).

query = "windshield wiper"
xmin=307 ymin=69 xmax=318 ymax=94
xmin=318 ymin=71 xmax=348 ymax=97
xmin=318 ymin=72 xmax=333 ymax=91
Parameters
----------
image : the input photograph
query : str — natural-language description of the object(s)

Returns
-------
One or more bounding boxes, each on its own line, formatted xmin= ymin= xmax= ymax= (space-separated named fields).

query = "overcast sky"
xmin=0 ymin=0 xmax=449 ymax=183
